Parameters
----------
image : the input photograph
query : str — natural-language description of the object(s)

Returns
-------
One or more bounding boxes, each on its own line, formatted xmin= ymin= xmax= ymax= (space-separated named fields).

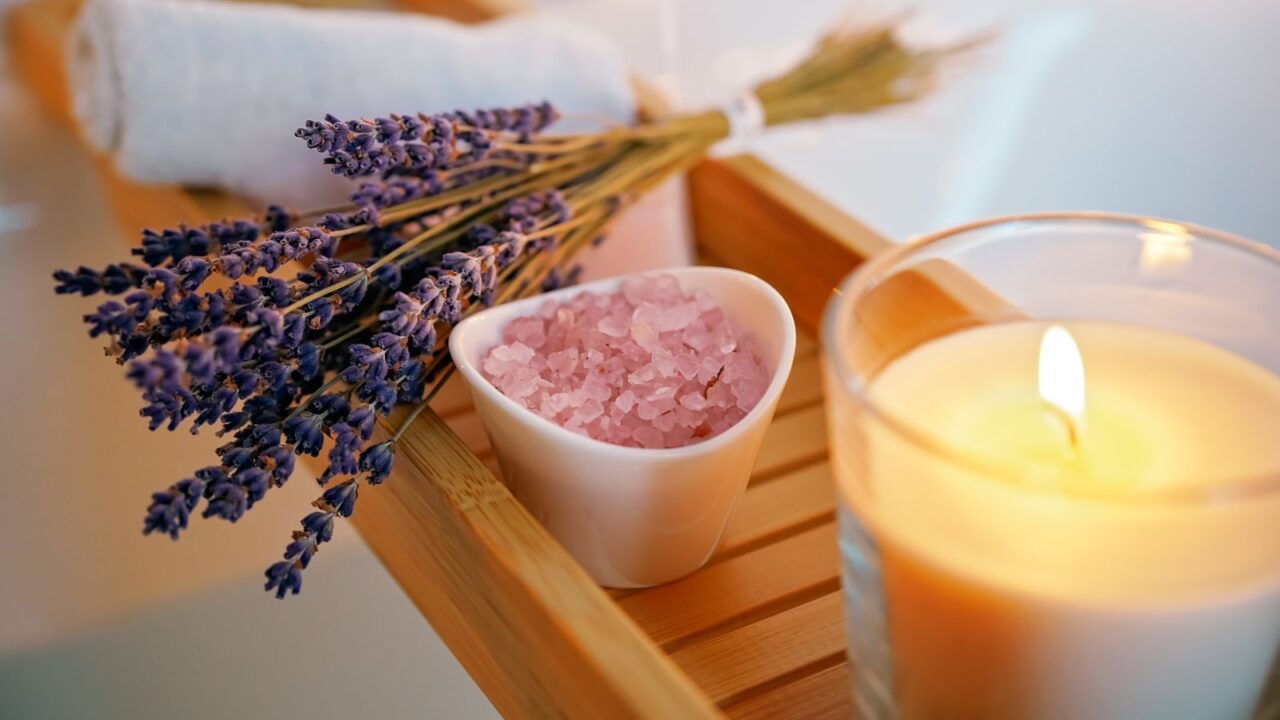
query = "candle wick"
xmin=1043 ymin=402 xmax=1081 ymax=454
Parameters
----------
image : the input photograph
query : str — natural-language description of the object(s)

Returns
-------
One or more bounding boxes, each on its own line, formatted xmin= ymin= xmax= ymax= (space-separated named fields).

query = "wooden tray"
xmin=343 ymin=155 xmax=1000 ymax=719
xmin=7 ymin=2 xmax=998 ymax=716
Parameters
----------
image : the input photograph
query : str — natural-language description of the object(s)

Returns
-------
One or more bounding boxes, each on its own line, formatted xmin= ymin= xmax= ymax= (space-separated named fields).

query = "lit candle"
xmin=839 ymin=320 xmax=1280 ymax=719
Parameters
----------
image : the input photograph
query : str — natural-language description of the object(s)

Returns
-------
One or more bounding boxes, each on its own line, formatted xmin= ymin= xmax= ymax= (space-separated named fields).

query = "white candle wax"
xmin=836 ymin=320 xmax=1280 ymax=720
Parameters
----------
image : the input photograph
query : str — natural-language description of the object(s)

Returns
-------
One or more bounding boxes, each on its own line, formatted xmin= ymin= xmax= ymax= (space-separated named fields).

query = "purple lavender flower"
xmin=359 ymin=441 xmax=395 ymax=485
xmin=132 ymin=220 xmax=260 ymax=268
xmin=349 ymin=176 xmax=441 ymax=211
xmin=53 ymin=263 xmax=150 ymax=296
xmin=54 ymin=102 xmax=598 ymax=598
xmin=142 ymin=476 xmax=206 ymax=539
xmin=264 ymin=560 xmax=303 ymax=598
xmin=321 ymin=479 xmax=358 ymax=518
xmin=296 ymin=102 xmax=558 ymax=179
xmin=348 ymin=404 xmax=376 ymax=440
xmin=283 ymin=413 xmax=326 ymax=457
xmin=264 ymin=500 xmax=340 ymax=598
xmin=322 ymin=423 xmax=360 ymax=481
xmin=442 ymin=246 xmax=500 ymax=306
xmin=260 ymin=445 xmax=296 ymax=485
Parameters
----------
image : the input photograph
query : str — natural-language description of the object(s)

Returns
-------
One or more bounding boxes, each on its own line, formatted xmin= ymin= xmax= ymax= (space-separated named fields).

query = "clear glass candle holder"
xmin=821 ymin=212 xmax=1280 ymax=720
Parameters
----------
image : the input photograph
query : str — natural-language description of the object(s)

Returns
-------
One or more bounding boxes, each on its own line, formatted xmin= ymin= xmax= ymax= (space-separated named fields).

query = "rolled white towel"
xmin=66 ymin=0 xmax=635 ymax=204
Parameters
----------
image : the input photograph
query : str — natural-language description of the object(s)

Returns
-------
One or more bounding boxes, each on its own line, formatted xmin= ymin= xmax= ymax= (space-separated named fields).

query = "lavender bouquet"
xmin=54 ymin=20 xmax=969 ymax=597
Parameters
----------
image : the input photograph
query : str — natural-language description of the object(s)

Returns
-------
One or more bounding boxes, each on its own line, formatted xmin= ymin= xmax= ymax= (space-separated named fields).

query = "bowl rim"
xmin=449 ymin=266 xmax=798 ymax=459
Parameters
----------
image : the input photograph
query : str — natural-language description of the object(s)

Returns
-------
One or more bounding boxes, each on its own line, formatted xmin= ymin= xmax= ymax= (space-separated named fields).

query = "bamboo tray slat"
xmin=727 ymin=662 xmax=854 ymax=720
xmin=672 ymin=592 xmax=846 ymax=706
xmin=417 ymin=324 xmax=848 ymax=714
xmin=716 ymin=462 xmax=834 ymax=560
xmin=9 ymin=2 xmax=1012 ymax=714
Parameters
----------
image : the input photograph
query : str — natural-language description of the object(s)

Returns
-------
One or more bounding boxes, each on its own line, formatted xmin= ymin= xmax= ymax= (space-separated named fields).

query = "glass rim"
xmin=822 ymin=210 xmax=1280 ymax=506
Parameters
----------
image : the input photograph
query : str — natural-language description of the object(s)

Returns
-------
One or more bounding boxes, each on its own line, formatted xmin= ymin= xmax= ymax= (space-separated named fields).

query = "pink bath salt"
xmin=652 ymin=411 xmax=679 ymax=433
xmin=681 ymin=322 xmax=713 ymax=352
xmin=636 ymin=399 xmax=663 ymax=422
xmin=479 ymin=274 xmax=771 ymax=449
xmin=597 ymin=314 xmax=629 ymax=338
xmin=573 ymin=398 xmax=605 ymax=425
xmin=675 ymin=352 xmax=700 ymax=380
xmin=651 ymin=349 xmax=678 ymax=378
xmin=706 ymin=379 xmax=736 ymax=408
xmin=581 ymin=376 xmax=613 ymax=403
xmin=630 ymin=316 xmax=660 ymax=351
xmin=679 ymin=392 xmax=708 ymax=411
xmin=482 ymin=341 xmax=535 ymax=377
xmin=665 ymin=425 xmax=696 ymax=447
xmin=503 ymin=316 xmax=547 ymax=349
xmin=546 ymin=347 xmax=579 ymax=376
xmin=697 ymin=355 xmax=723 ymax=384
xmin=632 ymin=425 xmax=665 ymax=449
xmin=614 ymin=390 xmax=637 ymax=413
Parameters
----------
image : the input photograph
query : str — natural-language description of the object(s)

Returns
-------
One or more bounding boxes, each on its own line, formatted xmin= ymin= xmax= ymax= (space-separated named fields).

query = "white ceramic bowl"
xmin=449 ymin=267 xmax=797 ymax=587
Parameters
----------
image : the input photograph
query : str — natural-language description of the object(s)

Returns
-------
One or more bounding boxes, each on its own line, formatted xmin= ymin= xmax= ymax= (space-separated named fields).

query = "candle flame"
xmin=1039 ymin=325 xmax=1085 ymax=421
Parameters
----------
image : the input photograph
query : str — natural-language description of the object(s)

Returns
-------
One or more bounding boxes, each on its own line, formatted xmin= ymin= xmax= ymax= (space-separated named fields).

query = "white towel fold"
xmin=67 ymin=0 xmax=635 ymax=204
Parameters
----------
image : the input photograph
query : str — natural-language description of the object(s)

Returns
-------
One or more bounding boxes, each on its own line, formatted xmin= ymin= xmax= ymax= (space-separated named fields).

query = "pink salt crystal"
xmin=615 ymin=390 xmax=636 ymax=413
xmin=480 ymin=274 xmax=771 ymax=449
xmin=546 ymin=347 xmax=578 ymax=376
xmin=505 ymin=316 xmax=547 ymax=348
xmin=632 ymin=425 xmax=664 ymax=449
xmin=636 ymin=399 xmax=662 ymax=422
xmin=628 ymin=366 xmax=657 ymax=385
xmin=537 ymin=397 xmax=558 ymax=419
xmin=573 ymin=398 xmax=604 ymax=425
xmin=675 ymin=353 xmax=700 ymax=380
xmin=508 ymin=341 xmax=535 ymax=364
xmin=645 ymin=384 xmax=677 ymax=402
xmin=630 ymin=316 xmax=659 ymax=351
xmin=651 ymin=350 xmax=678 ymax=378
xmin=653 ymin=411 xmax=678 ymax=433
xmin=712 ymin=323 xmax=738 ymax=354
xmin=657 ymin=301 xmax=700 ymax=332
xmin=548 ymin=392 xmax=574 ymax=413
xmin=501 ymin=368 xmax=542 ymax=399
xmin=653 ymin=395 xmax=677 ymax=415
xmin=707 ymin=381 xmax=735 ymax=408
xmin=681 ymin=322 xmax=712 ymax=352
xmin=679 ymin=392 xmax=708 ymax=411
xmin=697 ymin=356 xmax=723 ymax=384
xmin=482 ymin=343 xmax=529 ymax=377
xmin=665 ymin=426 xmax=695 ymax=447
xmin=672 ymin=404 xmax=702 ymax=428
xmin=598 ymin=314 xmax=629 ymax=338
xmin=582 ymin=376 xmax=612 ymax=403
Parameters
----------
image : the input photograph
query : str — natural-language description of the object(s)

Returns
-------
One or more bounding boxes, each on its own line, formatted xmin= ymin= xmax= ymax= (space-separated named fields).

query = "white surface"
xmin=0 ymin=543 xmax=499 ymax=720
xmin=548 ymin=0 xmax=1280 ymax=245
xmin=450 ymin=267 xmax=795 ymax=587
xmin=69 ymin=0 xmax=634 ymax=204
